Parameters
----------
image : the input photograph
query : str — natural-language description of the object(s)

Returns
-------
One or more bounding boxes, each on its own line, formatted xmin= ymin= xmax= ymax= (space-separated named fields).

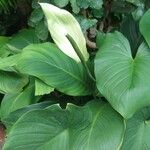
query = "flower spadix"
xmin=39 ymin=3 xmax=89 ymax=62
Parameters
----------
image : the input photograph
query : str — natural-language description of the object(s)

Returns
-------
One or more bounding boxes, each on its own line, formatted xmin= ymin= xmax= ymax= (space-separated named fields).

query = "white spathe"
xmin=39 ymin=3 xmax=89 ymax=62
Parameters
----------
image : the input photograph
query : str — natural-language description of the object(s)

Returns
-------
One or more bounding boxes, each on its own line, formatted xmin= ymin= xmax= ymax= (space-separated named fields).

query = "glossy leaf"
xmin=95 ymin=31 xmax=150 ymax=118
xmin=16 ymin=43 xmax=93 ymax=96
xmin=3 ymin=101 xmax=125 ymax=150
xmin=40 ymin=3 xmax=89 ymax=62
xmin=140 ymin=9 xmax=150 ymax=47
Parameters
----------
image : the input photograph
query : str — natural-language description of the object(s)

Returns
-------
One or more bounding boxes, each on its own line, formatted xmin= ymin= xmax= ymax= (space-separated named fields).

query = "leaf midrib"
xmin=86 ymin=104 xmax=107 ymax=149
xmin=34 ymin=59 xmax=87 ymax=87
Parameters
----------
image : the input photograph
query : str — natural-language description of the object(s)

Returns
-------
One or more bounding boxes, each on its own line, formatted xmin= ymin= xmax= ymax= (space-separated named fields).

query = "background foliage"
xmin=0 ymin=0 xmax=150 ymax=149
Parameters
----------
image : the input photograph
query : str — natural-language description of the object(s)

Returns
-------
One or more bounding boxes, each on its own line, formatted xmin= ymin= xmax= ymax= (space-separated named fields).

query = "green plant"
xmin=0 ymin=0 xmax=17 ymax=13
xmin=0 ymin=0 xmax=150 ymax=150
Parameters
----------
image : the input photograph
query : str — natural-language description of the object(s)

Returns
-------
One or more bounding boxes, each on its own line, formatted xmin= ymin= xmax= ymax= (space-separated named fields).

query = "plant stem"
xmin=66 ymin=34 xmax=96 ymax=82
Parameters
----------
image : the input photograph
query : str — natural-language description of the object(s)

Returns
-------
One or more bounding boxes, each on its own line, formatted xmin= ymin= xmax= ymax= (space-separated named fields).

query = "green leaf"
xmin=35 ymin=20 xmax=49 ymax=41
xmin=76 ymin=0 xmax=89 ymax=9
xmin=0 ymin=36 xmax=10 ymax=58
xmin=0 ymin=54 xmax=20 ymax=71
xmin=126 ymin=0 xmax=142 ymax=5
xmin=96 ymin=32 xmax=106 ymax=49
xmin=111 ymin=1 xmax=136 ymax=14
xmin=0 ymin=71 xmax=28 ymax=94
xmin=90 ymin=0 xmax=103 ymax=9
xmin=76 ymin=16 xmax=97 ymax=32
xmin=40 ymin=3 xmax=89 ymax=62
xmin=6 ymin=29 xmax=39 ymax=53
xmin=0 ymin=36 xmax=9 ymax=48
xmin=120 ymin=15 xmax=142 ymax=57
xmin=28 ymin=8 xmax=44 ymax=25
xmin=2 ymin=101 xmax=54 ymax=132
xmin=70 ymin=0 xmax=80 ymax=14
xmin=121 ymin=107 xmax=150 ymax=150
xmin=51 ymin=0 xmax=69 ymax=7
xmin=132 ymin=4 xmax=144 ymax=20
xmin=35 ymin=78 xmax=54 ymax=96
xmin=3 ymin=101 xmax=125 ymax=150
xmin=77 ymin=0 xmax=103 ymax=9
xmin=140 ymin=9 xmax=150 ymax=47
xmin=16 ymin=43 xmax=93 ymax=96
xmin=95 ymin=31 xmax=150 ymax=118
xmin=0 ymin=81 xmax=39 ymax=119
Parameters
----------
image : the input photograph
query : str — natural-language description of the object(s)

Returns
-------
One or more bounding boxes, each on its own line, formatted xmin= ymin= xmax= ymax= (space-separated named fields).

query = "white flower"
xmin=39 ymin=3 xmax=89 ymax=62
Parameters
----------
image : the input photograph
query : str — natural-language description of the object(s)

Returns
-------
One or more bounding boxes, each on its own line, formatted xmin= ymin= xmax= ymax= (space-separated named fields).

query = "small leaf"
xmin=35 ymin=78 xmax=54 ymax=96
xmin=40 ymin=3 xmax=89 ymax=62
xmin=77 ymin=0 xmax=103 ymax=9
xmin=70 ymin=0 xmax=80 ymax=14
xmin=76 ymin=16 xmax=97 ymax=32
xmin=51 ymin=0 xmax=69 ymax=7
xmin=28 ymin=8 xmax=44 ymax=25
xmin=35 ymin=20 xmax=49 ymax=41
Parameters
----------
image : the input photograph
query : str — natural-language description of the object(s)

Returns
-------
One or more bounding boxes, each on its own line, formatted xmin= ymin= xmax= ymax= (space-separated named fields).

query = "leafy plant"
xmin=0 ymin=0 xmax=150 ymax=150
xmin=0 ymin=0 xmax=17 ymax=13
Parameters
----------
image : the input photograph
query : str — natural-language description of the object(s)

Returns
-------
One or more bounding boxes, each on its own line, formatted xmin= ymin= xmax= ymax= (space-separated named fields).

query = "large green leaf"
xmin=16 ymin=43 xmax=93 ymax=96
xmin=3 ymin=101 xmax=125 ymax=150
xmin=2 ymin=101 xmax=55 ymax=132
xmin=0 ymin=71 xmax=28 ymax=94
xmin=95 ymin=31 xmax=150 ymax=118
xmin=6 ymin=29 xmax=39 ymax=53
xmin=0 ymin=81 xmax=39 ymax=119
xmin=140 ymin=9 xmax=150 ymax=47
xmin=121 ymin=107 xmax=150 ymax=150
